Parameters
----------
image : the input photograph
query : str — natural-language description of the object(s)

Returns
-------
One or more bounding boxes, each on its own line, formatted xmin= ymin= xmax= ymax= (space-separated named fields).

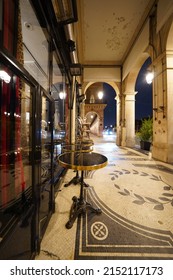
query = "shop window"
xmin=0 ymin=66 xmax=32 ymax=238
xmin=51 ymin=53 xmax=66 ymax=148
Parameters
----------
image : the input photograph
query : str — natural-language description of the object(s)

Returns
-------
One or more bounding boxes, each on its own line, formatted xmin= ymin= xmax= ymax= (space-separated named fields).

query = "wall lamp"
xmin=146 ymin=71 xmax=154 ymax=84
xmin=51 ymin=0 xmax=78 ymax=25
xmin=69 ymin=63 xmax=82 ymax=76
xmin=0 ymin=70 xmax=11 ymax=83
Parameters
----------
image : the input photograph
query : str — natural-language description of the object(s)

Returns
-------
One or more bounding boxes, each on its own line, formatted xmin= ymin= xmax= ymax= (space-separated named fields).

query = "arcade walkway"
xmin=36 ymin=134 xmax=173 ymax=260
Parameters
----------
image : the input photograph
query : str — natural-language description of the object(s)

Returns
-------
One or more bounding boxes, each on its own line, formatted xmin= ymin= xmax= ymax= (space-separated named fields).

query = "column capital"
xmin=123 ymin=91 xmax=138 ymax=96
xmin=123 ymin=91 xmax=138 ymax=101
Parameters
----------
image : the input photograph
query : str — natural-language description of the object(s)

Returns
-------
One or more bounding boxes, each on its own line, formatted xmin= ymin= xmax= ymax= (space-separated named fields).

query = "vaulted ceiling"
xmin=20 ymin=0 xmax=157 ymax=84
xmin=76 ymin=0 xmax=156 ymax=66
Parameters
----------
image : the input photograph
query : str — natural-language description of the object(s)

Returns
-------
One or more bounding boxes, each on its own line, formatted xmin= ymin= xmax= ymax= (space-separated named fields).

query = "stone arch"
xmin=83 ymin=81 xmax=120 ymax=97
xmin=84 ymin=102 xmax=106 ymax=136
xmin=166 ymin=19 xmax=173 ymax=50
xmin=84 ymin=111 xmax=101 ymax=136
xmin=82 ymin=81 xmax=119 ymax=137
xmin=121 ymin=52 xmax=151 ymax=147
xmin=123 ymin=53 xmax=150 ymax=93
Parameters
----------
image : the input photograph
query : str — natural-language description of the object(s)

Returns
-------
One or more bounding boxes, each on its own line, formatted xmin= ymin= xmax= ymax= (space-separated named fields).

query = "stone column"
xmin=152 ymin=52 xmax=173 ymax=163
xmin=167 ymin=52 xmax=173 ymax=162
xmin=122 ymin=91 xmax=137 ymax=147
xmin=115 ymin=94 xmax=121 ymax=145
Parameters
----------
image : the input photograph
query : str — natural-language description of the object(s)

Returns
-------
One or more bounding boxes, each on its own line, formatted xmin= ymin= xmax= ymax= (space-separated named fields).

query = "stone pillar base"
xmin=126 ymin=137 xmax=136 ymax=148
xmin=116 ymin=126 xmax=121 ymax=146
xmin=121 ymin=127 xmax=126 ymax=147
xmin=152 ymin=142 xmax=173 ymax=163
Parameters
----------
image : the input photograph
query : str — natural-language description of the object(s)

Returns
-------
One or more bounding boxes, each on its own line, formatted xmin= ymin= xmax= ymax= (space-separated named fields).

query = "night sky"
xmin=103 ymin=57 xmax=152 ymax=127
xmin=103 ymin=83 xmax=116 ymax=127
xmin=135 ymin=57 xmax=152 ymax=120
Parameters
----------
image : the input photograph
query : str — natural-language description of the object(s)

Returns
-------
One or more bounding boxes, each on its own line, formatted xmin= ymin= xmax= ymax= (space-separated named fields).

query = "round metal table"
xmin=61 ymin=142 xmax=93 ymax=187
xmin=58 ymin=151 xmax=108 ymax=229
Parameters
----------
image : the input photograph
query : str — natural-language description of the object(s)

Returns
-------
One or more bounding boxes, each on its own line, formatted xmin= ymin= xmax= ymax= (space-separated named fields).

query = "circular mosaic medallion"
xmin=91 ymin=221 xmax=108 ymax=240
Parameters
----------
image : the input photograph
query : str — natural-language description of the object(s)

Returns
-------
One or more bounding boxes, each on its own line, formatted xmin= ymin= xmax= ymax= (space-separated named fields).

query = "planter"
xmin=140 ymin=140 xmax=151 ymax=151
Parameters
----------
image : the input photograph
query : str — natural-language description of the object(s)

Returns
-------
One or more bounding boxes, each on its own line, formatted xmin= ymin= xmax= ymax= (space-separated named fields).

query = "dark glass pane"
xmin=0 ymin=67 xmax=32 ymax=240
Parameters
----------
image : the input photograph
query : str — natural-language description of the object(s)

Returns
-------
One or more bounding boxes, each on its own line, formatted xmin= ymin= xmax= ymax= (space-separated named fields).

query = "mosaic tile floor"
xmin=36 ymin=134 xmax=173 ymax=260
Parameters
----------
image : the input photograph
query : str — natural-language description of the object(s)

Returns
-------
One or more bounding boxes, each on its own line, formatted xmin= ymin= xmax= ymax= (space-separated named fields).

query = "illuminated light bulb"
xmin=0 ymin=70 xmax=11 ymax=83
xmin=59 ymin=91 xmax=66 ymax=99
xmin=98 ymin=91 xmax=103 ymax=99
xmin=146 ymin=72 xmax=154 ymax=84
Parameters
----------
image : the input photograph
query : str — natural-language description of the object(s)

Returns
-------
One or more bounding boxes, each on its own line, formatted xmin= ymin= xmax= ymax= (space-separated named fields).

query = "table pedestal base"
xmin=65 ymin=196 xmax=102 ymax=229
xmin=64 ymin=171 xmax=89 ymax=188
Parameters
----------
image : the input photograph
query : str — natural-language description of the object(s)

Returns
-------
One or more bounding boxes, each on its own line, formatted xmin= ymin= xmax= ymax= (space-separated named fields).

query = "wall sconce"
xmin=69 ymin=63 xmax=82 ymax=76
xmin=146 ymin=71 xmax=154 ymax=84
xmin=51 ymin=0 xmax=78 ymax=25
xmin=0 ymin=70 xmax=11 ymax=83
xmin=98 ymin=91 xmax=103 ymax=99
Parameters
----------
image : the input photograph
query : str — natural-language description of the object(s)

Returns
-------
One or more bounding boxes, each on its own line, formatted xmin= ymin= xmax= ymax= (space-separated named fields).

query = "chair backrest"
xmin=77 ymin=117 xmax=83 ymax=135
xmin=78 ymin=116 xmax=83 ymax=128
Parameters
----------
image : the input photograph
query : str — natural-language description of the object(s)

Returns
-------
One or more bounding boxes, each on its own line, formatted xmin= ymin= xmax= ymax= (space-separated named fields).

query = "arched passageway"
xmin=85 ymin=111 xmax=100 ymax=135
xmin=121 ymin=53 xmax=150 ymax=147
xmin=82 ymin=82 xmax=117 ymax=137
xmin=103 ymin=83 xmax=116 ymax=129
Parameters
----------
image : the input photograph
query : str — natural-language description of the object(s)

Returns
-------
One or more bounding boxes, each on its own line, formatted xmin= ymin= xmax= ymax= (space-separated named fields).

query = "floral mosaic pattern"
xmin=110 ymin=169 xmax=173 ymax=211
